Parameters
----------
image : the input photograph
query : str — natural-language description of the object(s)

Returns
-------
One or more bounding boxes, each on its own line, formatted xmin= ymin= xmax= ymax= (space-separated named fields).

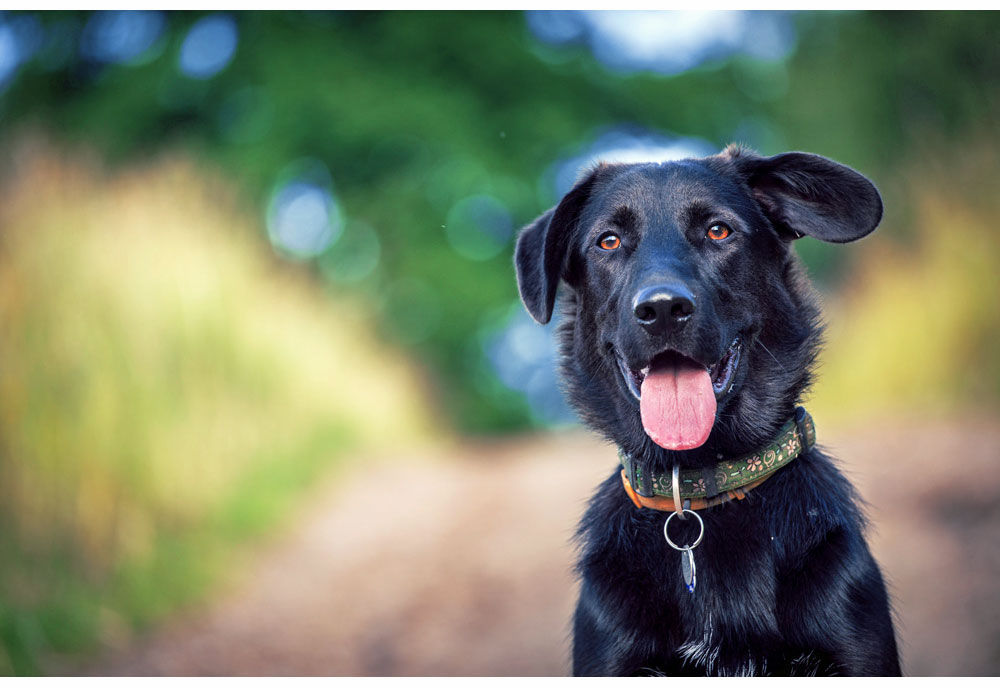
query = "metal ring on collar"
xmin=663 ymin=509 xmax=705 ymax=551
xmin=671 ymin=463 xmax=684 ymax=518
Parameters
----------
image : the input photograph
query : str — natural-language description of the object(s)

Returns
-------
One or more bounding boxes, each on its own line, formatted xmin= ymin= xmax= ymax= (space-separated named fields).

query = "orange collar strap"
xmin=620 ymin=469 xmax=775 ymax=511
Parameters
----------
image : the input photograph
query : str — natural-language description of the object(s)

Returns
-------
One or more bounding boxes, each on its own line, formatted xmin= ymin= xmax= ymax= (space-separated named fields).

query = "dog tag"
xmin=664 ymin=509 xmax=704 ymax=595
xmin=681 ymin=547 xmax=696 ymax=594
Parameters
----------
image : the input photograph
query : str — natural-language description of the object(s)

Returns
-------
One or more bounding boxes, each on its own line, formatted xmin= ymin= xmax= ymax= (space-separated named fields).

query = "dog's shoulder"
xmin=574 ymin=468 xmax=653 ymax=560
xmin=762 ymin=448 xmax=870 ymax=562
xmin=573 ymin=469 xmax=680 ymax=586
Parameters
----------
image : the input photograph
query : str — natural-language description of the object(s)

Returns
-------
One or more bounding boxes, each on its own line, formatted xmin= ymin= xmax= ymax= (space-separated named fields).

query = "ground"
xmin=80 ymin=416 xmax=1000 ymax=676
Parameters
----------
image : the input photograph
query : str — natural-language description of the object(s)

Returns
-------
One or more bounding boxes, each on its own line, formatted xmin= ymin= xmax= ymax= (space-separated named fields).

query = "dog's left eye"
xmin=598 ymin=233 xmax=621 ymax=251
xmin=707 ymin=223 xmax=732 ymax=241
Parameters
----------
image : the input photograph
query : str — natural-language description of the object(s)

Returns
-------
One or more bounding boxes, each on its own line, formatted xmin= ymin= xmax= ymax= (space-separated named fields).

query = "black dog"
xmin=514 ymin=146 xmax=901 ymax=676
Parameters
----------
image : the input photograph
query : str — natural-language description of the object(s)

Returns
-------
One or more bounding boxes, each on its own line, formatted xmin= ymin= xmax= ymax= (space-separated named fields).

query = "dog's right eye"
xmin=598 ymin=233 xmax=621 ymax=251
xmin=707 ymin=223 xmax=732 ymax=241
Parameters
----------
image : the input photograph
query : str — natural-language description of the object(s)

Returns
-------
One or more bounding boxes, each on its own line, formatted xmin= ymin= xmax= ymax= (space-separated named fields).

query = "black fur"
xmin=514 ymin=146 xmax=900 ymax=676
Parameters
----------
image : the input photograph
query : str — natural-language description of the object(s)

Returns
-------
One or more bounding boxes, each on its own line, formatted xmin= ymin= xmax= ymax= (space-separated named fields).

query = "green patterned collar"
xmin=618 ymin=407 xmax=816 ymax=500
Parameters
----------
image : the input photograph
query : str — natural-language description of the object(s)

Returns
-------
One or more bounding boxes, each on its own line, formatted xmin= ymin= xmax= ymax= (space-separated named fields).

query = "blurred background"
xmin=1 ymin=9 xmax=998 ymax=676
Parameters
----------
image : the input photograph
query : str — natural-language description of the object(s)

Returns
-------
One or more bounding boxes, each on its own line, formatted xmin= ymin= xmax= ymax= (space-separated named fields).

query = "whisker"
xmin=756 ymin=339 xmax=787 ymax=373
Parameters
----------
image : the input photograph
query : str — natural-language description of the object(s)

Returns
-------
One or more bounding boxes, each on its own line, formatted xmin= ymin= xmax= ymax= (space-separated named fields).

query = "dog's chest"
xmin=615 ymin=519 xmax=839 ymax=676
xmin=607 ymin=508 xmax=785 ymax=673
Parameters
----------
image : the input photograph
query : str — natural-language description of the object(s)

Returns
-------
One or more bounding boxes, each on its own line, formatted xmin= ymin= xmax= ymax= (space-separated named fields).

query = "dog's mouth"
xmin=614 ymin=338 xmax=741 ymax=450
xmin=616 ymin=337 xmax=742 ymax=401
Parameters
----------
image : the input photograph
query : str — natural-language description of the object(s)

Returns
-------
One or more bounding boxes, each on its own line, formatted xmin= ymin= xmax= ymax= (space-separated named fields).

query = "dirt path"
xmin=82 ymin=417 xmax=1000 ymax=676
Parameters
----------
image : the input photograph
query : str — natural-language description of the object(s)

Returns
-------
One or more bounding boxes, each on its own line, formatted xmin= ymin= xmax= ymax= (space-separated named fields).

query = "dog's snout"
xmin=632 ymin=284 xmax=695 ymax=335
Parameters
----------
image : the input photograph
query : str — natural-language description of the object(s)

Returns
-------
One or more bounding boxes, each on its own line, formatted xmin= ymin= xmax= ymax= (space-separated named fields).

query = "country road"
xmin=79 ymin=416 xmax=1000 ymax=676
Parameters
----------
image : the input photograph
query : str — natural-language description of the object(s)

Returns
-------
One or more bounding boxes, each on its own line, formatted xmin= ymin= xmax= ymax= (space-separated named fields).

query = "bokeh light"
xmin=267 ymin=181 xmax=342 ymax=260
xmin=0 ymin=13 xmax=43 ymax=90
xmin=79 ymin=10 xmax=165 ymax=65
xmin=0 ymin=24 xmax=18 ymax=89
xmin=178 ymin=14 xmax=238 ymax=80
xmin=526 ymin=10 xmax=796 ymax=74
xmin=444 ymin=194 xmax=513 ymax=261
xmin=485 ymin=302 xmax=574 ymax=425
xmin=524 ymin=10 xmax=585 ymax=45
xmin=546 ymin=127 xmax=716 ymax=200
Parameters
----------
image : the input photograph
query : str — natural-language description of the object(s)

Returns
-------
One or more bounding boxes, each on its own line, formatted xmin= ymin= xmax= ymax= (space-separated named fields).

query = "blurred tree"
xmin=1 ymin=10 xmax=997 ymax=432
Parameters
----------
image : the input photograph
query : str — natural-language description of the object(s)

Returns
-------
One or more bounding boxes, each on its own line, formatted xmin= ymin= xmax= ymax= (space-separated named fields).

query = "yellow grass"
xmin=0 ymin=140 xmax=438 ymax=673
xmin=809 ymin=140 xmax=1000 ymax=425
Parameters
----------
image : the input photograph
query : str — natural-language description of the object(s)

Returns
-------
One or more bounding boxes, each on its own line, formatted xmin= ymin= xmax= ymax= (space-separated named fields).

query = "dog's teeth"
xmin=640 ymin=366 xmax=649 ymax=376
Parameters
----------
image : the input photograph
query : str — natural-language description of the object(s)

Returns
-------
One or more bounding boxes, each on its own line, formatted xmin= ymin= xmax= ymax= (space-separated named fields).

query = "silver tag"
xmin=681 ymin=547 xmax=696 ymax=594
xmin=664 ymin=509 xmax=704 ymax=595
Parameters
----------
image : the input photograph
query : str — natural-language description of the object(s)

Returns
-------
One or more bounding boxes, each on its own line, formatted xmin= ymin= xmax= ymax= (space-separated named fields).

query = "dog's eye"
xmin=598 ymin=233 xmax=621 ymax=251
xmin=707 ymin=223 xmax=732 ymax=241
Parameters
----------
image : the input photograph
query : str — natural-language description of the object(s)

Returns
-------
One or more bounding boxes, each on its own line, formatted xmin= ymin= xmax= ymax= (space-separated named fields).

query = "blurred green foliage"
xmin=3 ymin=11 xmax=995 ymax=432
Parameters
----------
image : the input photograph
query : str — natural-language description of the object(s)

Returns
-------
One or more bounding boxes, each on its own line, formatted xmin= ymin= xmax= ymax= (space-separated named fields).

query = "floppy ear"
xmin=514 ymin=167 xmax=608 ymax=324
xmin=734 ymin=150 xmax=883 ymax=243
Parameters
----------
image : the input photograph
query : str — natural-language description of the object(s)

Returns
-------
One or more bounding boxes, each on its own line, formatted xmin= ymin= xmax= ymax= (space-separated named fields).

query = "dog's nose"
xmin=632 ymin=284 xmax=695 ymax=335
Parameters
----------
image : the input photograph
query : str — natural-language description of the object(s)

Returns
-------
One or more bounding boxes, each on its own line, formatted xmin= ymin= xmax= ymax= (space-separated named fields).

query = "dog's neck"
xmin=617 ymin=407 xmax=815 ymax=511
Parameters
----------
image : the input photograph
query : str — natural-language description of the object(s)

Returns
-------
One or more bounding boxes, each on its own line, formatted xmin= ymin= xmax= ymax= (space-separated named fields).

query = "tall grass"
xmin=809 ymin=136 xmax=1000 ymax=424
xmin=0 ymin=141 xmax=437 ymax=674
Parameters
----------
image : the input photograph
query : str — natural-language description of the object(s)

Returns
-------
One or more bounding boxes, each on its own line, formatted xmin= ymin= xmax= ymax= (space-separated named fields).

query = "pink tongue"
xmin=640 ymin=356 xmax=717 ymax=450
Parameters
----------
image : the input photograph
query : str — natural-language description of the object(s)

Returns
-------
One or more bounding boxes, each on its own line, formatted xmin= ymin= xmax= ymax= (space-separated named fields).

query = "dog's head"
xmin=514 ymin=146 xmax=882 ymax=466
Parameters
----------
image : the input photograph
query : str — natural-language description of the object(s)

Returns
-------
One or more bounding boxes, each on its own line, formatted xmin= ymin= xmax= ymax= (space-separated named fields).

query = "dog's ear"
xmin=731 ymin=149 xmax=883 ymax=243
xmin=514 ymin=166 xmax=610 ymax=324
